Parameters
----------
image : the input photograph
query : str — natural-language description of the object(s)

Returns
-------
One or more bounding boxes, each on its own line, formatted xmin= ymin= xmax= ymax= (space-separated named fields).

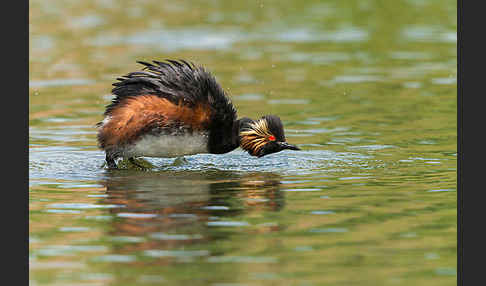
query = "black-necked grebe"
xmin=97 ymin=60 xmax=300 ymax=169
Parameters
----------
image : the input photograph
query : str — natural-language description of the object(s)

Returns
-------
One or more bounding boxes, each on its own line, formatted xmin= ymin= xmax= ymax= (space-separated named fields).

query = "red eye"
xmin=268 ymin=135 xmax=276 ymax=141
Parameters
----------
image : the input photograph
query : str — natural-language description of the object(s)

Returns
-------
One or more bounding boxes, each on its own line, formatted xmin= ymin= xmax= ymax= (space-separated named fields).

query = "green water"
xmin=29 ymin=0 xmax=457 ymax=285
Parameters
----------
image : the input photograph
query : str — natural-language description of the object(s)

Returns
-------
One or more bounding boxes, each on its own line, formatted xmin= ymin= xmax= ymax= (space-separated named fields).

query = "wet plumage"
xmin=97 ymin=60 xmax=300 ymax=168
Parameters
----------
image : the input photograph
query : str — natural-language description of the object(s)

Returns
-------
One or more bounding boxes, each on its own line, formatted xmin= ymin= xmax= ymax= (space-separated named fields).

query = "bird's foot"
xmin=128 ymin=157 xmax=150 ymax=170
xmin=106 ymin=156 xmax=118 ymax=169
xmin=172 ymin=157 xmax=188 ymax=166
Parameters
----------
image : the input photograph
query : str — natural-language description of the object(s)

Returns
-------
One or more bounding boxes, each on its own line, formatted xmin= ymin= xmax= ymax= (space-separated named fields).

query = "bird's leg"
xmin=106 ymin=154 xmax=118 ymax=169
xmin=129 ymin=157 xmax=147 ymax=170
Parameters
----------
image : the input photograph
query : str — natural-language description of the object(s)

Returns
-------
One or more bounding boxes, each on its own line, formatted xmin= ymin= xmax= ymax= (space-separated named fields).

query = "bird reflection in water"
xmin=98 ymin=170 xmax=284 ymax=257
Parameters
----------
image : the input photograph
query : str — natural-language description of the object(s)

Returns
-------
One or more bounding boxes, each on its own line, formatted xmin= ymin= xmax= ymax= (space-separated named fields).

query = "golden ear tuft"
xmin=239 ymin=118 xmax=275 ymax=155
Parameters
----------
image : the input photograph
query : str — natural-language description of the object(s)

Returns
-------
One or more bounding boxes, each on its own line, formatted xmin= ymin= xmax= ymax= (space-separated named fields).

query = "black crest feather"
xmin=104 ymin=60 xmax=237 ymax=127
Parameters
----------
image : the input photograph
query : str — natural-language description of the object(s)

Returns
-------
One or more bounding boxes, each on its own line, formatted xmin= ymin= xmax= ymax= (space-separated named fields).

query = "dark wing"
xmin=104 ymin=60 xmax=237 ymax=127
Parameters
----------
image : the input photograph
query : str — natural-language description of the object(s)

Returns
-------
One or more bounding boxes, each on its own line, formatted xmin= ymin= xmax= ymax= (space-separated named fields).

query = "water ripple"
xmin=29 ymin=78 xmax=95 ymax=88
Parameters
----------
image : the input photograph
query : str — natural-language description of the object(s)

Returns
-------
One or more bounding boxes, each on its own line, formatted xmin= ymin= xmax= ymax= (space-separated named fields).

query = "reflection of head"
xmin=211 ymin=173 xmax=284 ymax=212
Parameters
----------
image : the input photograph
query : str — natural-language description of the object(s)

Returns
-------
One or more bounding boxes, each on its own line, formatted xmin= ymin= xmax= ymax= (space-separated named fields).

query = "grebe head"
xmin=239 ymin=115 xmax=300 ymax=157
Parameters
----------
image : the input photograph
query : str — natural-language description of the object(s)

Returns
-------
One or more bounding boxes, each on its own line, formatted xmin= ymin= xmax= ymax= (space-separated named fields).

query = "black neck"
xmin=207 ymin=117 xmax=254 ymax=154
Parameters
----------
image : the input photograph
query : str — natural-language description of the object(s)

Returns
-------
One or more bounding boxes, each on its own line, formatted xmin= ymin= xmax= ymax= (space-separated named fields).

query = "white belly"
xmin=126 ymin=133 xmax=209 ymax=158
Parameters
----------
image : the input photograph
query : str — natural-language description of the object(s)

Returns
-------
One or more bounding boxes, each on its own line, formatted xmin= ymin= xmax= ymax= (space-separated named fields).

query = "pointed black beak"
xmin=279 ymin=142 xmax=301 ymax=151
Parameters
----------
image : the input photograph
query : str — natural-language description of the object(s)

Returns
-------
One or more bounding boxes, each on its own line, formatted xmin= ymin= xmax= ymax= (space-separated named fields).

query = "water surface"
xmin=30 ymin=0 xmax=456 ymax=285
